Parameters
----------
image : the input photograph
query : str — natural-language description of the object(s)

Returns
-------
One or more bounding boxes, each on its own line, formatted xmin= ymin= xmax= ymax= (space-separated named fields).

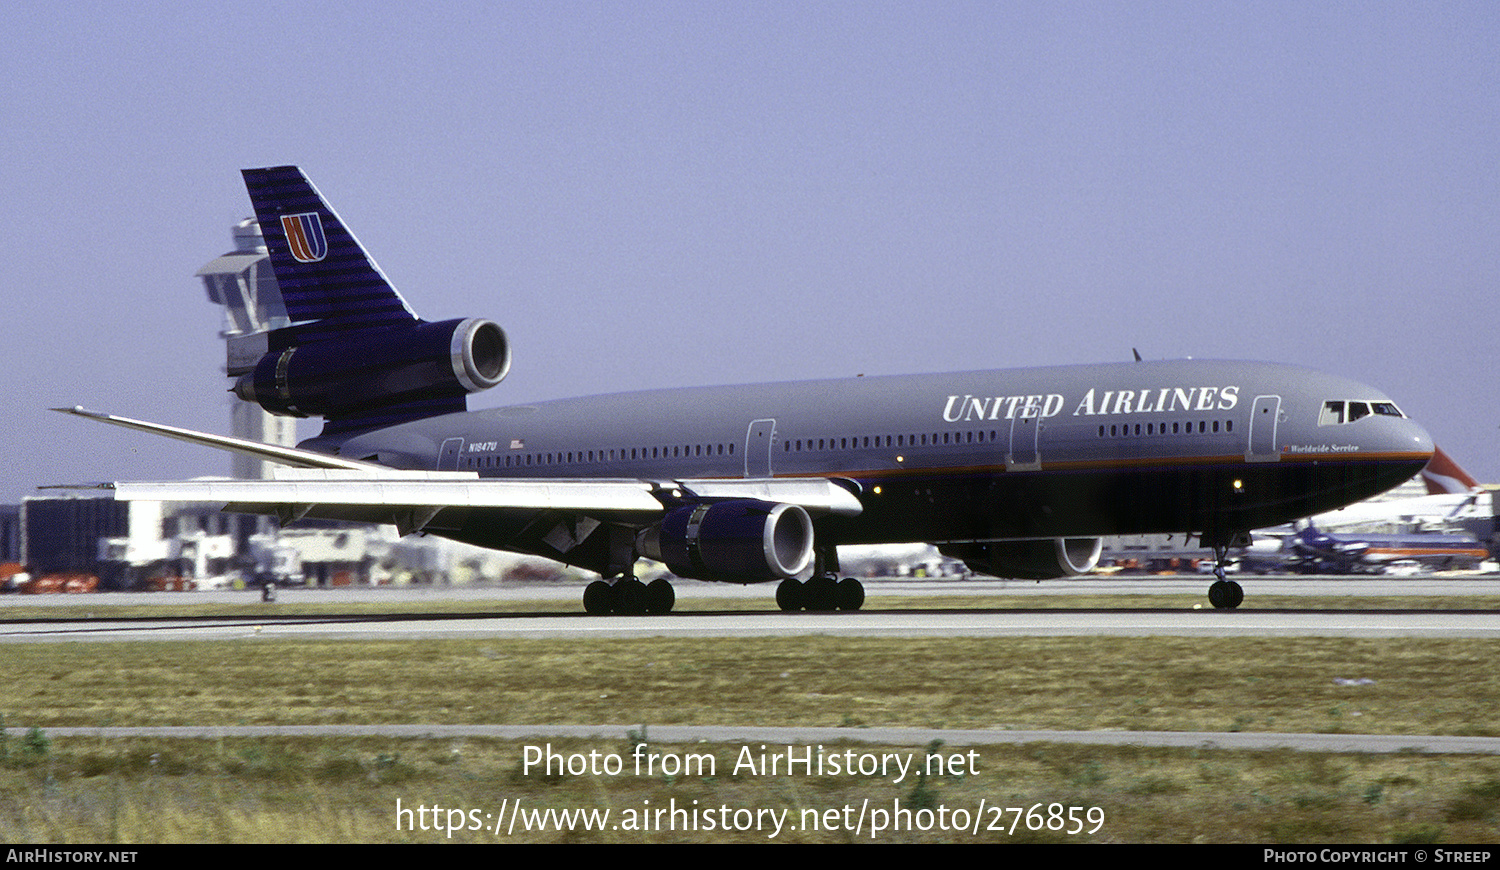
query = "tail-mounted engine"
xmin=940 ymin=538 xmax=1102 ymax=580
xmin=637 ymin=499 xmax=815 ymax=584
xmin=234 ymin=318 xmax=510 ymax=419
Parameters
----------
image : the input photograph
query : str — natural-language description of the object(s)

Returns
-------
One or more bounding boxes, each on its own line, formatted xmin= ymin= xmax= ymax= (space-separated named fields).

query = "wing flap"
xmin=106 ymin=476 xmax=863 ymax=516
xmin=110 ymin=478 xmax=663 ymax=512
xmin=674 ymin=478 xmax=863 ymax=516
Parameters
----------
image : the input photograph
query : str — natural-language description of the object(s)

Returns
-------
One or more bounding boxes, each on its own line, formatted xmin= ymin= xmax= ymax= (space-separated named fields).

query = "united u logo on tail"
xmin=280 ymin=212 xmax=328 ymax=262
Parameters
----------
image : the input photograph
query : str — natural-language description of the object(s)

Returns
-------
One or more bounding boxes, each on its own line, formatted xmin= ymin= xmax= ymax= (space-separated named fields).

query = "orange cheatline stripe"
xmin=764 ymin=451 xmax=1431 ymax=481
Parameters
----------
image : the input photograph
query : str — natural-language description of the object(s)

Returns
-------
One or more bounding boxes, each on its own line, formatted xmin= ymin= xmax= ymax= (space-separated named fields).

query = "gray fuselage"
xmin=330 ymin=358 xmax=1432 ymax=556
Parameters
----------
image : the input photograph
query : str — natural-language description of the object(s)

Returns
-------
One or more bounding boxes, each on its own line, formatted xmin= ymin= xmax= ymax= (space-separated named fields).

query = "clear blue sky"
xmin=4 ymin=2 xmax=1497 ymax=503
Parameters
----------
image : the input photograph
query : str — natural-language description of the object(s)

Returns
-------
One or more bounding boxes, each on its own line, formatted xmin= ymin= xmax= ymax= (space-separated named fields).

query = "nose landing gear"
xmin=1203 ymin=533 xmax=1249 ymax=609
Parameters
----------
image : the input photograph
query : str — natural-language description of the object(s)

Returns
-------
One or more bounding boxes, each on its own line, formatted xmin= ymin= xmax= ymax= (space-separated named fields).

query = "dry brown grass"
xmin=0 ymin=635 xmax=1496 ymax=736
xmin=0 ymin=603 xmax=1496 ymax=843
xmin=0 ymin=735 xmax=1494 ymax=843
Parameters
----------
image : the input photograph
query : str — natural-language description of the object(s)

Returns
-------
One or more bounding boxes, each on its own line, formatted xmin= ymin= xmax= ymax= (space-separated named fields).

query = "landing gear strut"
xmin=1204 ymin=537 xmax=1245 ymax=609
xmin=776 ymin=546 xmax=865 ymax=612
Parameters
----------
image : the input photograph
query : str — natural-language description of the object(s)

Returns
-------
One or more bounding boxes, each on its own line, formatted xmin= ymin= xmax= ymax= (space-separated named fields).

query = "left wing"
xmin=53 ymin=407 xmax=384 ymax=471
xmin=104 ymin=468 xmax=665 ymax=536
xmin=54 ymin=409 xmax=862 ymax=542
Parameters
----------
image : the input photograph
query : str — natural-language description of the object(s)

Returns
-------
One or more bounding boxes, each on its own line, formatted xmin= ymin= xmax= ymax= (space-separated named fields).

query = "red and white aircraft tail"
xmin=1421 ymin=446 xmax=1482 ymax=495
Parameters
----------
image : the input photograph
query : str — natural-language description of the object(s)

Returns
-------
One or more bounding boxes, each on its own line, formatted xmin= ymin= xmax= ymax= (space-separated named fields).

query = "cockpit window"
xmin=1320 ymin=399 xmax=1404 ymax=425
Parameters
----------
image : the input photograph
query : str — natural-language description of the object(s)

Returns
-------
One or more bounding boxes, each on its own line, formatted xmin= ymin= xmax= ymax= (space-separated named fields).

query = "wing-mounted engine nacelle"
xmin=234 ymin=318 xmax=510 ymax=418
xmin=637 ymin=499 xmax=814 ymax=584
xmin=940 ymin=538 xmax=1102 ymax=580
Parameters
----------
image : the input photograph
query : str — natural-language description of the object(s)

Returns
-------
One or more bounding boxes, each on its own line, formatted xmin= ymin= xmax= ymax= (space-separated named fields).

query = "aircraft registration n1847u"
xmin=59 ymin=166 xmax=1434 ymax=612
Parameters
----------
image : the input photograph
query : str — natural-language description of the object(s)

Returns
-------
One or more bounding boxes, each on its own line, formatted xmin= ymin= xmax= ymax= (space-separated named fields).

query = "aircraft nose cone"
xmin=1362 ymin=414 xmax=1433 ymax=500
xmin=1402 ymin=418 xmax=1434 ymax=460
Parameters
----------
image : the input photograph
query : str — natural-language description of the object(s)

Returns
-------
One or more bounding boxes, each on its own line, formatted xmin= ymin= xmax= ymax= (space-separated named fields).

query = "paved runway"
xmin=9 ymin=573 xmax=1499 ymax=607
xmin=1 ymin=575 xmax=1497 ymax=642
xmin=23 ymin=723 xmax=1500 ymax=755
xmin=5 ymin=607 xmax=1500 ymax=642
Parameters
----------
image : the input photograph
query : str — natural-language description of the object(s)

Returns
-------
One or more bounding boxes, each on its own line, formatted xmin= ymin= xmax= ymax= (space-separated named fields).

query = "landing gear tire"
xmin=804 ymin=575 xmax=839 ymax=612
xmin=615 ymin=578 xmax=649 ymax=614
xmin=1208 ymin=579 xmax=1244 ymax=610
xmin=583 ymin=580 xmax=613 ymax=615
xmin=776 ymin=575 xmax=864 ymax=612
xmin=835 ymin=577 xmax=865 ymax=611
xmin=645 ymin=577 xmax=675 ymax=614
xmin=1205 ymin=537 xmax=1245 ymax=609
xmin=776 ymin=578 xmax=803 ymax=612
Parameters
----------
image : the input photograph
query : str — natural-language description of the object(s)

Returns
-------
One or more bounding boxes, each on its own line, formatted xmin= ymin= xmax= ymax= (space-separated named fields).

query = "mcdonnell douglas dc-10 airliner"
xmin=59 ymin=167 xmax=1434 ymax=612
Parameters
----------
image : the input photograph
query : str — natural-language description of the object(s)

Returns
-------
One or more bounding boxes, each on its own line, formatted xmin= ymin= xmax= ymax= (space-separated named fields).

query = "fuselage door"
xmin=438 ymin=437 xmax=465 ymax=471
xmin=1007 ymin=413 xmax=1041 ymax=471
xmin=1247 ymin=395 xmax=1281 ymax=462
xmin=745 ymin=419 xmax=776 ymax=478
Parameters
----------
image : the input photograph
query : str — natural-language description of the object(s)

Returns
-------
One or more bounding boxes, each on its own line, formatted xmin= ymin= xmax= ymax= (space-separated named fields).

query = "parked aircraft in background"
xmin=1213 ymin=448 xmax=1493 ymax=576
xmin=1280 ymin=521 xmax=1489 ymax=574
xmin=1302 ymin=446 xmax=1490 ymax=534
xmin=57 ymin=167 xmax=1434 ymax=612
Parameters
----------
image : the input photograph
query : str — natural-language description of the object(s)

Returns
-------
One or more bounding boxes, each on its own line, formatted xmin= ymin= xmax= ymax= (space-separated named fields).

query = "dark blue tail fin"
xmin=242 ymin=166 xmax=418 ymax=339
xmin=234 ymin=167 xmax=509 ymax=437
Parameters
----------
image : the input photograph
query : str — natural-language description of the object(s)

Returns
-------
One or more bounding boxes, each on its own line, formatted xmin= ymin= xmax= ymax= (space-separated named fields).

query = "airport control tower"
xmin=196 ymin=218 xmax=298 ymax=479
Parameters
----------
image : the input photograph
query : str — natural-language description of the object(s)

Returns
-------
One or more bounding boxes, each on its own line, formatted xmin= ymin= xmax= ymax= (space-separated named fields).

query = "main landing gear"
xmin=579 ymin=545 xmax=867 ymax=615
xmin=1204 ymin=537 xmax=1245 ymax=610
xmin=582 ymin=576 xmax=675 ymax=615
xmin=776 ymin=574 xmax=866 ymax=612
xmin=775 ymin=546 xmax=866 ymax=612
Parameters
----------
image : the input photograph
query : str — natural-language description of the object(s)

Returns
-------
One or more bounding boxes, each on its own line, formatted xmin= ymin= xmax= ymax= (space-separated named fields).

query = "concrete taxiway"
xmin=5 ymin=573 xmax=1499 ymax=606
xmin=19 ymin=724 xmax=1500 ymax=756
